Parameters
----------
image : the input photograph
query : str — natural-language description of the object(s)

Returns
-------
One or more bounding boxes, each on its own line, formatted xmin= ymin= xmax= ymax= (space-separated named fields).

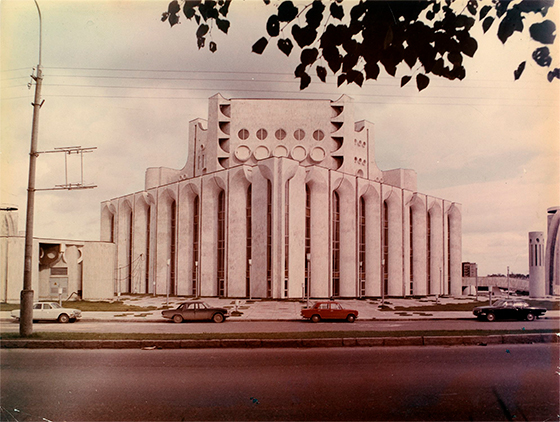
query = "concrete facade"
xmin=101 ymin=95 xmax=462 ymax=299
xmin=545 ymin=206 xmax=560 ymax=295
xmin=1 ymin=207 xmax=115 ymax=303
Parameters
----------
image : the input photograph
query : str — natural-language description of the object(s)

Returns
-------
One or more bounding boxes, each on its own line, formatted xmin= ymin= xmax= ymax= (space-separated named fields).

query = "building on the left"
xmin=0 ymin=205 xmax=115 ymax=303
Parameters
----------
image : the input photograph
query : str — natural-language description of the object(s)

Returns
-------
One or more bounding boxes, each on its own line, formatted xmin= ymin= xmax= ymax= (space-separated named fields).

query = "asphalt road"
xmin=0 ymin=318 xmax=557 ymax=334
xmin=1 ymin=344 xmax=558 ymax=421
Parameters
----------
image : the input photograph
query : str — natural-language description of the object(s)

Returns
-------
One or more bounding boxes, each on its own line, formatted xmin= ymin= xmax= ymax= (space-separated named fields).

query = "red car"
xmin=301 ymin=301 xmax=358 ymax=323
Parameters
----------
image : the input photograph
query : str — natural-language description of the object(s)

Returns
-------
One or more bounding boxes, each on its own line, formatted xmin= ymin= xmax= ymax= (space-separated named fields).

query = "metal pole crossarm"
xmin=36 ymin=146 xmax=97 ymax=154
xmin=35 ymin=184 xmax=98 ymax=191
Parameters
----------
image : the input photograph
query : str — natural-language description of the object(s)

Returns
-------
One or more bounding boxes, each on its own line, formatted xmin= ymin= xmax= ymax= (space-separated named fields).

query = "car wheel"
xmin=212 ymin=313 xmax=224 ymax=323
xmin=58 ymin=314 xmax=70 ymax=324
xmin=346 ymin=314 xmax=356 ymax=323
xmin=173 ymin=315 xmax=183 ymax=323
xmin=311 ymin=314 xmax=321 ymax=323
xmin=526 ymin=312 xmax=535 ymax=321
xmin=486 ymin=312 xmax=496 ymax=322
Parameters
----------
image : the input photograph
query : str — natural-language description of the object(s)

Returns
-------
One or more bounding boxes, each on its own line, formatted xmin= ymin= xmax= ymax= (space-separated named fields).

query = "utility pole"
xmin=20 ymin=0 xmax=44 ymax=337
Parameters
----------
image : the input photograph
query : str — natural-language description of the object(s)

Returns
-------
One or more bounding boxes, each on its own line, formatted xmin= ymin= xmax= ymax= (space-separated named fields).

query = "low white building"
xmin=1 ymin=206 xmax=115 ymax=303
xmin=101 ymin=94 xmax=462 ymax=299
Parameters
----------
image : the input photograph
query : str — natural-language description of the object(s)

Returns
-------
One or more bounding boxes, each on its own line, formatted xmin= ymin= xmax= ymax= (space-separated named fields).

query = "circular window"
xmin=253 ymin=145 xmax=270 ymax=160
xmin=291 ymin=145 xmax=307 ymax=161
xmin=235 ymin=145 xmax=251 ymax=162
xmin=294 ymin=129 xmax=305 ymax=141
xmin=313 ymin=130 xmax=325 ymax=141
xmin=273 ymin=145 xmax=289 ymax=158
xmin=257 ymin=128 xmax=268 ymax=140
xmin=238 ymin=129 xmax=249 ymax=140
xmin=310 ymin=147 xmax=326 ymax=162
xmin=275 ymin=129 xmax=286 ymax=140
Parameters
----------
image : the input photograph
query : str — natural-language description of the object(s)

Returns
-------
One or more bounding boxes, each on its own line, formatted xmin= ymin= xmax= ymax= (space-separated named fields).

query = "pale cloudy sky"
xmin=1 ymin=0 xmax=559 ymax=276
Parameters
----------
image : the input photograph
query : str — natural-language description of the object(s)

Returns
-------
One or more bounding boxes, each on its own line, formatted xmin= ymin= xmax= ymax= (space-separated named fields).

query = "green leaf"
xmin=401 ymin=75 xmax=412 ymax=87
xmin=209 ymin=41 xmax=217 ymax=53
xmin=300 ymin=48 xmax=319 ymax=67
xmin=532 ymin=46 xmax=552 ymax=67
xmin=252 ymin=37 xmax=269 ymax=54
xmin=216 ymin=18 xmax=230 ymax=34
xmin=514 ymin=61 xmax=525 ymax=80
xmin=337 ymin=73 xmax=347 ymax=87
xmin=316 ymin=66 xmax=327 ymax=82
xmin=467 ymin=0 xmax=478 ymax=16
xmin=416 ymin=74 xmax=430 ymax=91
xmin=168 ymin=0 xmax=180 ymax=15
xmin=278 ymin=1 xmax=298 ymax=22
xmin=169 ymin=13 xmax=179 ymax=27
xmin=364 ymin=61 xmax=380 ymax=80
xmin=547 ymin=68 xmax=560 ymax=82
xmin=529 ymin=20 xmax=556 ymax=44
xmin=298 ymin=71 xmax=311 ymax=90
xmin=482 ymin=16 xmax=494 ymax=33
xmin=479 ymin=5 xmax=492 ymax=19
xmin=497 ymin=8 xmax=524 ymax=44
xmin=292 ymin=25 xmax=317 ymax=48
xmin=330 ymin=2 xmax=344 ymax=20
xmin=267 ymin=15 xmax=280 ymax=37
xmin=196 ymin=23 xmax=209 ymax=38
xmin=277 ymin=38 xmax=293 ymax=56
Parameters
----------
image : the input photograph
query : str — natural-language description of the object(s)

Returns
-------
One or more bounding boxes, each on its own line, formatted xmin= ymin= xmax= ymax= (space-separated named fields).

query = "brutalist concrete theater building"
xmin=101 ymin=94 xmax=462 ymax=299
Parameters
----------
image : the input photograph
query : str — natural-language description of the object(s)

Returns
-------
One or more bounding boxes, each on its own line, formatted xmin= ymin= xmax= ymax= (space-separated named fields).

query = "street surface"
xmin=0 ymin=318 xmax=557 ymax=334
xmin=1 ymin=344 xmax=558 ymax=421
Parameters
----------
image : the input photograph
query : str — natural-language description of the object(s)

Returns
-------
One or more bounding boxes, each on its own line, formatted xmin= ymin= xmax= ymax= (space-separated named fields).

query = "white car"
xmin=11 ymin=302 xmax=82 ymax=323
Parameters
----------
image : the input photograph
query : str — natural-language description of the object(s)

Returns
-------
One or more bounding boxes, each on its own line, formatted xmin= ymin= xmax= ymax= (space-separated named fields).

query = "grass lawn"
xmin=0 ymin=301 xmax=158 ymax=312
xmin=0 ymin=328 xmax=556 ymax=341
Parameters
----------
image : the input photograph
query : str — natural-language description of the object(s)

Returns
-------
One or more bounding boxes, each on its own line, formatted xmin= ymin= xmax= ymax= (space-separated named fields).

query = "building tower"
xmin=529 ymin=231 xmax=545 ymax=298
xmin=545 ymin=206 xmax=559 ymax=295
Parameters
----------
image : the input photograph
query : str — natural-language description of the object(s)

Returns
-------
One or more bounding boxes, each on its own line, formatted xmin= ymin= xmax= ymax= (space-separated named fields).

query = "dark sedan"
xmin=473 ymin=299 xmax=546 ymax=322
xmin=162 ymin=301 xmax=229 ymax=323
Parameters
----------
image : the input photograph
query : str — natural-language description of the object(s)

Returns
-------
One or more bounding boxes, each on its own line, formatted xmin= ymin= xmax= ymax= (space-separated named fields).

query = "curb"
xmin=2 ymin=333 xmax=558 ymax=349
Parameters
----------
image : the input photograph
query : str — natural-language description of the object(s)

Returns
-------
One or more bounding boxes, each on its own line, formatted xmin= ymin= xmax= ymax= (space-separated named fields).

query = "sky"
xmin=1 ymin=0 xmax=559 ymax=276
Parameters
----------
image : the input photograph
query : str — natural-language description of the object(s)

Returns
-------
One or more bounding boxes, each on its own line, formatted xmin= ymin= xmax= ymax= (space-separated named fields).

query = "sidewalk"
xmin=3 ymin=295 xmax=558 ymax=322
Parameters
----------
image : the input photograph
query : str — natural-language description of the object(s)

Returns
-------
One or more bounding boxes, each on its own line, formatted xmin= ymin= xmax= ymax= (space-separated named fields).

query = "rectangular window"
xmin=305 ymin=185 xmax=311 ymax=297
xmin=192 ymin=196 xmax=199 ymax=296
xmin=383 ymin=202 xmax=389 ymax=296
xmin=359 ymin=197 xmax=366 ymax=297
xmin=285 ymin=182 xmax=289 ymax=285
xmin=266 ymin=181 xmax=272 ymax=298
xmin=217 ymin=191 xmax=226 ymax=297
xmin=332 ymin=192 xmax=340 ymax=297
xmin=246 ymin=186 xmax=252 ymax=297
xmin=170 ymin=201 xmax=176 ymax=296
xmin=410 ymin=207 xmax=414 ymax=295
xmin=146 ymin=206 xmax=151 ymax=293
xmin=427 ymin=212 xmax=431 ymax=295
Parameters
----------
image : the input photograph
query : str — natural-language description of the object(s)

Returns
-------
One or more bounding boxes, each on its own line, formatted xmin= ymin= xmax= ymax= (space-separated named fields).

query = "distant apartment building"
xmin=462 ymin=262 xmax=477 ymax=278
xmin=100 ymin=94 xmax=463 ymax=299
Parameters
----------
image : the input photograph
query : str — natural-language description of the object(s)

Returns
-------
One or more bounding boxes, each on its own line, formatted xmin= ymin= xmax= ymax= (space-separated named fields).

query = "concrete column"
xmin=529 ymin=231 xmax=546 ymax=297
xmin=178 ymin=182 xmax=199 ymax=296
xmin=384 ymin=187 xmax=403 ymax=296
xmin=448 ymin=203 xmax=462 ymax=296
xmin=133 ymin=195 xmax=148 ymax=294
xmin=200 ymin=175 xmax=225 ymax=297
xmin=156 ymin=188 xmax=176 ymax=295
xmin=227 ymin=168 xmax=250 ymax=297
xmin=307 ymin=167 xmax=330 ymax=298
xmin=358 ymin=180 xmax=381 ymax=297
xmin=117 ymin=198 xmax=133 ymax=294
xmin=251 ymin=167 xmax=269 ymax=298
xmin=428 ymin=199 xmax=443 ymax=295
xmin=411 ymin=195 xmax=427 ymax=296
xmin=287 ymin=166 xmax=307 ymax=298
xmin=332 ymin=174 xmax=357 ymax=297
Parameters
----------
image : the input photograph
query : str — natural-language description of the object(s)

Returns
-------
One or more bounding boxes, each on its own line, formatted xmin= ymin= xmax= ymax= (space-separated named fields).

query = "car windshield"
xmin=493 ymin=300 xmax=506 ymax=307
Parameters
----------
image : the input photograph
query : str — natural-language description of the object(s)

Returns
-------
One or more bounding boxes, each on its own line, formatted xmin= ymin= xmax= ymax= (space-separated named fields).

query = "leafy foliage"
xmin=162 ymin=0 xmax=559 ymax=90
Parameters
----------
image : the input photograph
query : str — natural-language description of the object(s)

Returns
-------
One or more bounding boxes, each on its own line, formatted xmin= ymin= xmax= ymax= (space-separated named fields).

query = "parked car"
xmin=301 ymin=301 xmax=358 ymax=323
xmin=473 ymin=299 xmax=546 ymax=322
xmin=161 ymin=301 xmax=229 ymax=323
xmin=11 ymin=302 xmax=82 ymax=323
